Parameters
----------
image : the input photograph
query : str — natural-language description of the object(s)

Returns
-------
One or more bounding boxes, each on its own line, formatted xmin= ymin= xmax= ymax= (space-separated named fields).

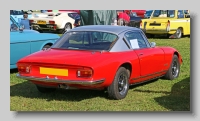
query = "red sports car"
xmin=16 ymin=25 xmax=183 ymax=100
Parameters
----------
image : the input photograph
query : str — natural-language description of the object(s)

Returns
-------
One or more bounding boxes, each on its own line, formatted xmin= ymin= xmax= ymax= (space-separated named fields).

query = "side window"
xmin=184 ymin=10 xmax=189 ymax=14
xmin=178 ymin=10 xmax=184 ymax=18
xmin=125 ymin=31 xmax=148 ymax=49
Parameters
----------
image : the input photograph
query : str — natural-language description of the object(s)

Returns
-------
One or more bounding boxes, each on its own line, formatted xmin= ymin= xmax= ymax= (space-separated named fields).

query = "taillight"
xmin=140 ymin=21 xmax=142 ymax=28
xmin=49 ymin=21 xmax=55 ymax=24
xmin=29 ymin=20 xmax=34 ymax=23
xmin=167 ymin=20 xmax=170 ymax=27
xmin=17 ymin=64 xmax=31 ymax=74
xmin=166 ymin=20 xmax=170 ymax=31
xmin=77 ymin=68 xmax=93 ymax=78
xmin=53 ymin=25 xmax=57 ymax=29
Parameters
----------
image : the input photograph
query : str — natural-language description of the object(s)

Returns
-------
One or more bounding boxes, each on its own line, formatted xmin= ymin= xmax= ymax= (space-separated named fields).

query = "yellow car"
xmin=140 ymin=10 xmax=190 ymax=39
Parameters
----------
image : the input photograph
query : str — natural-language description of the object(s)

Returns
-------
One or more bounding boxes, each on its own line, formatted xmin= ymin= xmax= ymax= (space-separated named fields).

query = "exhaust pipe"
xmin=58 ymin=84 xmax=69 ymax=89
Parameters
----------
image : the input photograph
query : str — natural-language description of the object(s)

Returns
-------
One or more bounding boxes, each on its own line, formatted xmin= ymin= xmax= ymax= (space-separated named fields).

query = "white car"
xmin=29 ymin=11 xmax=79 ymax=34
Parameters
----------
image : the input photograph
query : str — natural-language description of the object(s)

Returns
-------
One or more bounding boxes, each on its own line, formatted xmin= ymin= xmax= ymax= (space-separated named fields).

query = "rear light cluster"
xmin=29 ymin=20 xmax=34 ymax=23
xmin=17 ymin=64 xmax=31 ymax=74
xmin=49 ymin=21 xmax=55 ymax=24
xmin=77 ymin=68 xmax=93 ymax=78
xmin=166 ymin=20 xmax=170 ymax=31
xmin=140 ymin=21 xmax=142 ymax=28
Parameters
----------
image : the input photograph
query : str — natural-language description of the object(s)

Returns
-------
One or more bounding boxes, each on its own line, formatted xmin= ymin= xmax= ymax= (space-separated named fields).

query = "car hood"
xmin=18 ymin=49 xmax=115 ymax=67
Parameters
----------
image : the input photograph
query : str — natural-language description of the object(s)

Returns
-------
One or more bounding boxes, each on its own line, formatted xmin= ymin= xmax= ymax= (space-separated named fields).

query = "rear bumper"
xmin=16 ymin=74 xmax=105 ymax=85
xmin=141 ymin=28 xmax=177 ymax=34
xmin=31 ymin=24 xmax=60 ymax=31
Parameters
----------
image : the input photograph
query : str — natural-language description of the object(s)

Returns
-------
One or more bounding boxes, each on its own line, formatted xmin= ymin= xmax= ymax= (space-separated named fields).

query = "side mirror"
xmin=151 ymin=42 xmax=156 ymax=47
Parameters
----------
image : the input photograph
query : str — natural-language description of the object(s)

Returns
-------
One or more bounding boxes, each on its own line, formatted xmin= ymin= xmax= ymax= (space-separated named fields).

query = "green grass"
xmin=10 ymin=37 xmax=190 ymax=111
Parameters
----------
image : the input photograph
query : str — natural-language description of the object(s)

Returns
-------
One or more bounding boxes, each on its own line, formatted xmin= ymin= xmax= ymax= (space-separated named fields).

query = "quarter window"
xmin=125 ymin=31 xmax=149 ymax=49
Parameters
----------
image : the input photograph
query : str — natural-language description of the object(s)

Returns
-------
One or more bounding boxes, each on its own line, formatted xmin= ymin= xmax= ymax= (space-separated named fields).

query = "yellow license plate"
xmin=39 ymin=67 xmax=68 ymax=76
xmin=37 ymin=20 xmax=46 ymax=24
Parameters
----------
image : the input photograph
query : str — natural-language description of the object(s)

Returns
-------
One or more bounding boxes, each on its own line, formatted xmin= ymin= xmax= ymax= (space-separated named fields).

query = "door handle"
xmin=139 ymin=53 xmax=143 ymax=56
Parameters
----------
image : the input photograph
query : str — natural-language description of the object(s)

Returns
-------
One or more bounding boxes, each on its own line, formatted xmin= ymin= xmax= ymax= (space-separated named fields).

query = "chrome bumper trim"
xmin=16 ymin=74 xmax=105 ymax=85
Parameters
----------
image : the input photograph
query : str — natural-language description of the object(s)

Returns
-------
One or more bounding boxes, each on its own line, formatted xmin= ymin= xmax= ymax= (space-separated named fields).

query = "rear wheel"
xmin=107 ymin=67 xmax=129 ymax=100
xmin=164 ymin=55 xmax=180 ymax=80
xmin=175 ymin=28 xmax=182 ymax=39
xmin=59 ymin=23 xmax=72 ymax=34
xmin=146 ymin=34 xmax=154 ymax=38
xmin=36 ymin=85 xmax=56 ymax=93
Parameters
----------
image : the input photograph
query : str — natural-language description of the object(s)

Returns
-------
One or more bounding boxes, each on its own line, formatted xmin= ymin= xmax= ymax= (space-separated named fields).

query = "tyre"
xmin=42 ymin=45 xmax=51 ymax=50
xmin=59 ymin=23 xmax=72 ymax=34
xmin=107 ymin=67 xmax=129 ymax=100
xmin=36 ymin=85 xmax=56 ymax=93
xmin=175 ymin=28 xmax=182 ymax=39
xmin=164 ymin=55 xmax=180 ymax=80
xmin=146 ymin=34 xmax=154 ymax=38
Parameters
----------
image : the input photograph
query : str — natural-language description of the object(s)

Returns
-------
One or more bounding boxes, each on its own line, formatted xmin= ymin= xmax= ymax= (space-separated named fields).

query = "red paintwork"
xmin=131 ymin=10 xmax=146 ymax=18
xmin=47 ymin=10 xmax=80 ymax=14
xmin=17 ymin=46 xmax=182 ymax=90
xmin=125 ymin=10 xmax=146 ymax=18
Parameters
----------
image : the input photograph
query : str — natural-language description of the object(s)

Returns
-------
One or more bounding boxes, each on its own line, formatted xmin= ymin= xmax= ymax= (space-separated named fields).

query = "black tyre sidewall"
xmin=165 ymin=55 xmax=180 ymax=80
xmin=107 ymin=67 xmax=129 ymax=100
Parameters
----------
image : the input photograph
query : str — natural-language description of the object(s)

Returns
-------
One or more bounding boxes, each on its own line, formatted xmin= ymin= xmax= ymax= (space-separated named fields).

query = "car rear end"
xmin=140 ymin=10 xmax=178 ymax=35
xmin=29 ymin=12 xmax=78 ymax=32
xmin=140 ymin=18 xmax=174 ymax=35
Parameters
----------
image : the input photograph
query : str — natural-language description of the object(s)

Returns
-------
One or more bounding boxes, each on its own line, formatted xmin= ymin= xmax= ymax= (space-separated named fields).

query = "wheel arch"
xmin=118 ymin=62 xmax=132 ymax=79
xmin=178 ymin=26 xmax=184 ymax=35
xmin=174 ymin=51 xmax=183 ymax=64
xmin=40 ymin=42 xmax=54 ymax=50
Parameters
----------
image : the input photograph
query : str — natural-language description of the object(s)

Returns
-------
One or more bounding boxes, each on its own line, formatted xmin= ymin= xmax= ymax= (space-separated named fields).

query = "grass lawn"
xmin=10 ymin=37 xmax=190 ymax=111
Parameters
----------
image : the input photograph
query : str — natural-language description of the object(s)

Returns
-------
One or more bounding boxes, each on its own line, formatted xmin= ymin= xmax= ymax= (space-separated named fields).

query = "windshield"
xmin=10 ymin=10 xmax=24 ymax=15
xmin=51 ymin=31 xmax=118 ymax=51
xmin=152 ymin=10 xmax=175 ymax=18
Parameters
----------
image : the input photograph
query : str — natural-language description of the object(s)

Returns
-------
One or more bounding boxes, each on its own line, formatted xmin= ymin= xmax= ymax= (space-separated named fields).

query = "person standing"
xmin=20 ymin=12 xmax=31 ymax=30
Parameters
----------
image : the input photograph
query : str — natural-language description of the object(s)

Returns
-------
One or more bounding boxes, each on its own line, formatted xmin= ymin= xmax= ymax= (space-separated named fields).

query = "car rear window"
xmin=52 ymin=31 xmax=118 ymax=51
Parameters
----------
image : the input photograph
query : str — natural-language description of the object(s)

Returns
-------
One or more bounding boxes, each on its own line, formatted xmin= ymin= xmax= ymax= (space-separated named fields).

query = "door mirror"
xmin=151 ymin=42 xmax=156 ymax=47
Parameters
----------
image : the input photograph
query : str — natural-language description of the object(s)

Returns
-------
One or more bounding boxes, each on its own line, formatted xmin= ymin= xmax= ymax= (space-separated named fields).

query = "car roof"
xmin=70 ymin=25 xmax=140 ymax=35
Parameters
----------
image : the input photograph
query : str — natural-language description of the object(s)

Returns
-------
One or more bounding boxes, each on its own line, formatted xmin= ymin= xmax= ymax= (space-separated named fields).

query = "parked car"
xmin=128 ymin=12 xmax=142 ymax=28
xmin=16 ymin=25 xmax=183 ymax=100
xmin=10 ymin=15 xmax=60 ymax=69
xmin=130 ymin=10 xmax=146 ymax=18
xmin=140 ymin=10 xmax=190 ymax=38
xmin=10 ymin=10 xmax=32 ymax=24
xmin=29 ymin=11 xmax=79 ymax=34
